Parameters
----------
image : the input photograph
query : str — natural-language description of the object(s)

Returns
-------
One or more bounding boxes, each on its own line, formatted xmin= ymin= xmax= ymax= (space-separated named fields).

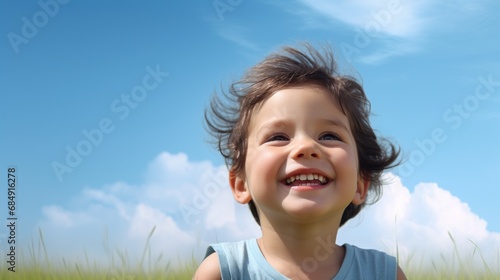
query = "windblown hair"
xmin=205 ymin=43 xmax=400 ymax=227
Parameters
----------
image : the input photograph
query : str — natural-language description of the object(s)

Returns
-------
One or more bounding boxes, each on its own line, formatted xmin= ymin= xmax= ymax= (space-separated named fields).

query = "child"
xmin=194 ymin=43 xmax=407 ymax=279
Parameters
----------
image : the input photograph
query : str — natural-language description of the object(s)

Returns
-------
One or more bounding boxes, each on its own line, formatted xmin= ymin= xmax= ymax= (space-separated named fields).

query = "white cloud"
xmin=36 ymin=152 xmax=500 ymax=272
xmin=284 ymin=0 xmax=427 ymax=64
xmin=295 ymin=0 xmax=426 ymax=38
xmin=291 ymin=0 xmax=493 ymax=64
xmin=127 ymin=203 xmax=196 ymax=260
xmin=42 ymin=205 xmax=90 ymax=228
xmin=83 ymin=188 xmax=132 ymax=220
xmin=36 ymin=152 xmax=260 ymax=268
xmin=293 ymin=0 xmax=493 ymax=39
xmin=338 ymin=173 xmax=500 ymax=270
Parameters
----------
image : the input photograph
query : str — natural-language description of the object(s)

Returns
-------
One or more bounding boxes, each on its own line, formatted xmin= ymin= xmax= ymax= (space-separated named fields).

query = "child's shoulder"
xmin=194 ymin=239 xmax=250 ymax=280
xmin=193 ymin=252 xmax=221 ymax=280
xmin=339 ymin=244 xmax=398 ymax=278
xmin=196 ymin=241 xmax=401 ymax=279
xmin=204 ymin=239 xmax=255 ymax=259
xmin=199 ymin=239 xmax=286 ymax=279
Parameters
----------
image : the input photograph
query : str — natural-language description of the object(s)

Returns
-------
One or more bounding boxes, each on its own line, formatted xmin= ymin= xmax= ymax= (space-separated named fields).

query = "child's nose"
xmin=291 ymin=138 xmax=319 ymax=159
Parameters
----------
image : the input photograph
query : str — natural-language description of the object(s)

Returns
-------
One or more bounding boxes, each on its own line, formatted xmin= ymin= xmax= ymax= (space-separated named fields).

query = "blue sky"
xmin=1 ymin=0 xmax=500 ymax=269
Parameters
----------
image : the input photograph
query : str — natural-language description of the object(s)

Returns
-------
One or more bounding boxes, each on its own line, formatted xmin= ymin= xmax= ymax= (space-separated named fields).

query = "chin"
xmin=283 ymin=201 xmax=337 ymax=220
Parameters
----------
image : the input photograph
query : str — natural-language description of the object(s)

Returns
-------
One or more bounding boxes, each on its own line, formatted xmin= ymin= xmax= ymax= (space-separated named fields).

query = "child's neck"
xmin=258 ymin=220 xmax=344 ymax=279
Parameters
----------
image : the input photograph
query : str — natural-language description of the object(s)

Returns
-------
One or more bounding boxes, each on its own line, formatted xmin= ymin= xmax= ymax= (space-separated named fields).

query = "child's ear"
xmin=353 ymin=176 xmax=370 ymax=206
xmin=229 ymin=169 xmax=252 ymax=204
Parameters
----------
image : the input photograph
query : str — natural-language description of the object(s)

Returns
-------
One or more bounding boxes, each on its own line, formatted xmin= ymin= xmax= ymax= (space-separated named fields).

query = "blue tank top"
xmin=205 ymin=239 xmax=396 ymax=279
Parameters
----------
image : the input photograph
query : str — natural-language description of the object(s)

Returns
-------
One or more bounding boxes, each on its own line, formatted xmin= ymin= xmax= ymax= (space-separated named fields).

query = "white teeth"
xmin=285 ymin=173 xmax=329 ymax=185
xmin=318 ymin=175 xmax=326 ymax=184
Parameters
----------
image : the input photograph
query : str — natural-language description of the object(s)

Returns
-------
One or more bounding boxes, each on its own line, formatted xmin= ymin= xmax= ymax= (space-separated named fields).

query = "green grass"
xmin=0 ymin=264 xmax=196 ymax=280
xmin=1 ymin=227 xmax=198 ymax=279
xmin=2 ymin=228 xmax=499 ymax=279
xmin=399 ymin=232 xmax=500 ymax=280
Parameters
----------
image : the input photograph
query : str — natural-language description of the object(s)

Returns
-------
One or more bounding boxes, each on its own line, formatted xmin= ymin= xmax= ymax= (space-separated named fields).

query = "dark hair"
xmin=205 ymin=43 xmax=400 ymax=227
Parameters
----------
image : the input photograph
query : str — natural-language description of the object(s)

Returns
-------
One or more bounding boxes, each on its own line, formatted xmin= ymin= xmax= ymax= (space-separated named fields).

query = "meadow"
xmin=1 ymin=258 xmax=498 ymax=279
xmin=1 ymin=229 xmax=498 ymax=279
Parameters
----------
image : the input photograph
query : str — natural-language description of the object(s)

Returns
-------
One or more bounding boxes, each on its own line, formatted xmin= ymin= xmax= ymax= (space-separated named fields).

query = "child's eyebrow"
xmin=255 ymin=119 xmax=290 ymax=134
xmin=255 ymin=118 xmax=350 ymax=134
xmin=321 ymin=118 xmax=350 ymax=132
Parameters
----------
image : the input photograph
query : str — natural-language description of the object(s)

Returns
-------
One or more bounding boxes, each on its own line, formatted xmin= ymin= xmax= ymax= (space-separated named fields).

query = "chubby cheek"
xmin=331 ymin=148 xmax=360 ymax=180
xmin=244 ymin=148 xmax=284 ymax=192
xmin=246 ymin=148 xmax=280 ymax=176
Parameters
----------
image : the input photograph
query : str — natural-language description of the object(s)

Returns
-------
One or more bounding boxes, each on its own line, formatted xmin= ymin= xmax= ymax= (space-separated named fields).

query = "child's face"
xmin=230 ymin=84 xmax=369 ymax=226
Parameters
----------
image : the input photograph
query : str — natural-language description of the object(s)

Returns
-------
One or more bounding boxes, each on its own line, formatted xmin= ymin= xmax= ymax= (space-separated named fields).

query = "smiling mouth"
xmin=284 ymin=173 xmax=329 ymax=187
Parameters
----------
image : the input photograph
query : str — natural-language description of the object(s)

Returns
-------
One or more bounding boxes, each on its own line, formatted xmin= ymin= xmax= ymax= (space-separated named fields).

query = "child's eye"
xmin=319 ymin=132 xmax=342 ymax=141
xmin=266 ymin=133 xmax=289 ymax=142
